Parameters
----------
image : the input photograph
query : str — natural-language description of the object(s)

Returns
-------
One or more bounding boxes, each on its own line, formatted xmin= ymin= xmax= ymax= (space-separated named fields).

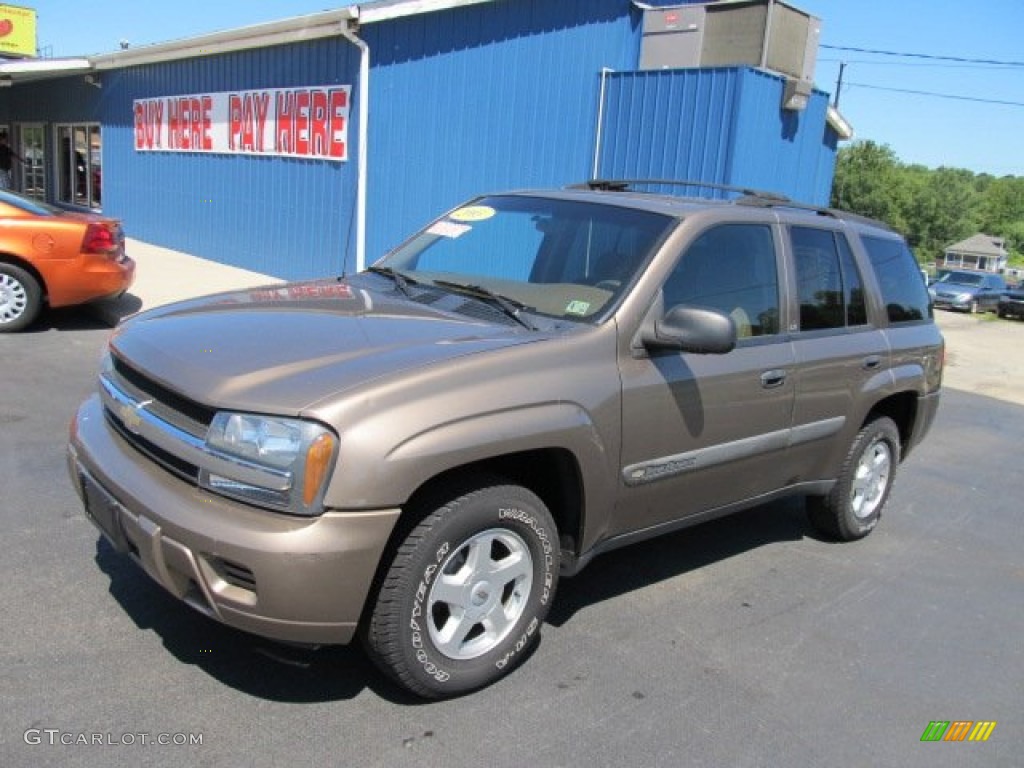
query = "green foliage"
xmin=830 ymin=141 xmax=1023 ymax=265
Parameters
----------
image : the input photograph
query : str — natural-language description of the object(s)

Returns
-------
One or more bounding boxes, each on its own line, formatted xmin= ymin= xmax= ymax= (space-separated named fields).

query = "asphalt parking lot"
xmin=1 ymin=306 xmax=1020 ymax=768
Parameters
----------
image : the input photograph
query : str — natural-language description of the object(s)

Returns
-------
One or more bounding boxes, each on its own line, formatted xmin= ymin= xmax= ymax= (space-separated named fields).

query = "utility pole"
xmin=833 ymin=61 xmax=847 ymax=107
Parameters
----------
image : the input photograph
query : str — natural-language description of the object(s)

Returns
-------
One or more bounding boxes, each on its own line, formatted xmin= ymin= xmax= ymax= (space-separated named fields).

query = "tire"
xmin=808 ymin=416 xmax=901 ymax=541
xmin=0 ymin=263 xmax=43 ymax=333
xmin=364 ymin=478 xmax=559 ymax=699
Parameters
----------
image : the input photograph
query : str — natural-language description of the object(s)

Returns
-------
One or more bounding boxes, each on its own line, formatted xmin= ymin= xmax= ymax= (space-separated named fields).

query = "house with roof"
xmin=0 ymin=0 xmax=851 ymax=278
xmin=941 ymin=234 xmax=1008 ymax=274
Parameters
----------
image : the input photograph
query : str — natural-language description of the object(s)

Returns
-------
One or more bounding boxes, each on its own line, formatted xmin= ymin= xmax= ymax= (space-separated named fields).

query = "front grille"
xmin=102 ymin=354 xmax=213 ymax=483
xmin=111 ymin=356 xmax=215 ymax=434
xmin=105 ymin=409 xmax=200 ymax=483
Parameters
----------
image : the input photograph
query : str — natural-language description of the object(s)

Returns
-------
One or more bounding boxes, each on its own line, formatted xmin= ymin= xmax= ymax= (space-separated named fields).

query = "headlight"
xmin=202 ymin=412 xmax=337 ymax=516
xmin=956 ymin=293 xmax=972 ymax=302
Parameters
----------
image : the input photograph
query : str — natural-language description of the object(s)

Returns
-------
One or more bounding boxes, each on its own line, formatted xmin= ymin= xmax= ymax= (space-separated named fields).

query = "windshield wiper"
xmin=366 ymin=265 xmax=417 ymax=297
xmin=431 ymin=279 xmax=538 ymax=330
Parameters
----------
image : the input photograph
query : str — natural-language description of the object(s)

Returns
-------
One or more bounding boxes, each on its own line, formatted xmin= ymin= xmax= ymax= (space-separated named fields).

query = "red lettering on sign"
xmin=134 ymin=103 xmax=144 ymax=148
xmin=134 ymin=100 xmax=165 ymax=150
xmin=230 ymin=92 xmax=271 ymax=153
xmin=329 ymin=89 xmax=347 ymax=159
xmin=276 ymin=92 xmax=294 ymax=153
xmin=295 ymin=90 xmax=311 ymax=156
xmin=310 ymin=90 xmax=328 ymax=156
xmin=167 ymin=99 xmax=181 ymax=148
xmin=189 ymin=97 xmax=204 ymax=151
xmin=228 ymin=94 xmax=242 ymax=150
xmin=201 ymin=96 xmax=213 ymax=150
xmin=253 ymin=93 xmax=269 ymax=152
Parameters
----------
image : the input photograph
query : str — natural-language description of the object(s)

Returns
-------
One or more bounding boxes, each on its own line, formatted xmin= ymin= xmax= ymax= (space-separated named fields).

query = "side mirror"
xmin=642 ymin=305 xmax=736 ymax=354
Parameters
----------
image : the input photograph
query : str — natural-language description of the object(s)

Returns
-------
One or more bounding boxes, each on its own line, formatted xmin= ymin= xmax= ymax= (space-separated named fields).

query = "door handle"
xmin=862 ymin=355 xmax=882 ymax=370
xmin=760 ymin=369 xmax=787 ymax=389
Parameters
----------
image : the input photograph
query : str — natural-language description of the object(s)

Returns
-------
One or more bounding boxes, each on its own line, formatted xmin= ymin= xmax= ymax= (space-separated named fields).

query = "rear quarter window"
xmin=860 ymin=235 xmax=932 ymax=323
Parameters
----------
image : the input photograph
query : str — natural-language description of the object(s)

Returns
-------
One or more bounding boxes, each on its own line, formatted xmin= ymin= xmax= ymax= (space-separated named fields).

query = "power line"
xmin=847 ymin=82 xmax=1024 ymax=108
xmin=822 ymin=44 xmax=1024 ymax=68
xmin=820 ymin=57 xmax=1021 ymax=72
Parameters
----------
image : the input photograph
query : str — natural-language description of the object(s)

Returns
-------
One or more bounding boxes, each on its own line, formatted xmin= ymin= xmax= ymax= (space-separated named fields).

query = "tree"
xmin=830 ymin=141 xmax=908 ymax=231
xmin=830 ymin=141 xmax=1022 ymax=265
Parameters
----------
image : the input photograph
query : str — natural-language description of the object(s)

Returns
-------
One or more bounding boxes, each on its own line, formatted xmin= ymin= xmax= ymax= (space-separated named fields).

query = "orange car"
xmin=0 ymin=189 xmax=135 ymax=332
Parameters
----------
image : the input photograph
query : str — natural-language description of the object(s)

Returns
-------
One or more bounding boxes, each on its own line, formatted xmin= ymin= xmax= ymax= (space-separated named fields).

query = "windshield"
xmin=939 ymin=271 xmax=984 ymax=286
xmin=374 ymin=195 xmax=674 ymax=323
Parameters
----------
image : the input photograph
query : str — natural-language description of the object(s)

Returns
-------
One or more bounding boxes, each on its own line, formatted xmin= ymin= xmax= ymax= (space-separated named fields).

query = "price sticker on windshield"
xmin=449 ymin=205 xmax=496 ymax=222
xmin=427 ymin=221 xmax=472 ymax=238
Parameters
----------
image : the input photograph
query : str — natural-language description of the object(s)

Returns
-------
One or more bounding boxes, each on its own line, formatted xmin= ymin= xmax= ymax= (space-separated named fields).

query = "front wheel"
xmin=808 ymin=416 xmax=901 ymax=541
xmin=364 ymin=479 xmax=559 ymax=699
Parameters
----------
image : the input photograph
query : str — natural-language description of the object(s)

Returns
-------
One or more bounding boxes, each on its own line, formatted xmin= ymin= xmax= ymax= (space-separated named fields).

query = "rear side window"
xmin=861 ymin=235 xmax=932 ymax=323
xmin=790 ymin=227 xmax=868 ymax=330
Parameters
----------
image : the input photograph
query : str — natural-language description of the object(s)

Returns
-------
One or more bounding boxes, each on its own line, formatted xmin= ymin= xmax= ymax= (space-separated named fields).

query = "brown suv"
xmin=68 ymin=180 xmax=943 ymax=698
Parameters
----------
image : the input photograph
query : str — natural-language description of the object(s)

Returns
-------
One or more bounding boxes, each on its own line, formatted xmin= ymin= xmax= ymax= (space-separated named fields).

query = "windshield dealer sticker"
xmin=449 ymin=205 xmax=496 ymax=222
xmin=427 ymin=221 xmax=472 ymax=238
xmin=565 ymin=300 xmax=591 ymax=316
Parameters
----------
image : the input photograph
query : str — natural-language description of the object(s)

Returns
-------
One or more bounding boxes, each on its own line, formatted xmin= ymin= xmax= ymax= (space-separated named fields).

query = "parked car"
xmin=997 ymin=283 xmax=1024 ymax=320
xmin=0 ymin=189 xmax=134 ymax=332
xmin=68 ymin=180 xmax=943 ymax=698
xmin=928 ymin=270 xmax=1007 ymax=313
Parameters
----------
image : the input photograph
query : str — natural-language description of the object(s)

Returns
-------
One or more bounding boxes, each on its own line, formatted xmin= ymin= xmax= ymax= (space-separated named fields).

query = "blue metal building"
xmin=0 ymin=0 xmax=848 ymax=279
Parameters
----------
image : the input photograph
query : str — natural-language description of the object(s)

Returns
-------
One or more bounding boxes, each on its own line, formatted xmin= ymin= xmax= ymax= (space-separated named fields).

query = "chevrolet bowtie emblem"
xmin=118 ymin=399 xmax=151 ymax=434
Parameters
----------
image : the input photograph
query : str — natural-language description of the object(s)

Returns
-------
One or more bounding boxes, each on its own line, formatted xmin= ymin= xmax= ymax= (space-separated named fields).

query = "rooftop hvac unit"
xmin=640 ymin=0 xmax=821 ymax=102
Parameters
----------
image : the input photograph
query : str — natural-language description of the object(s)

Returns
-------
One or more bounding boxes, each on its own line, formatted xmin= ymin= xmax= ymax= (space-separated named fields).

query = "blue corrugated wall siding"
xmin=596 ymin=68 xmax=739 ymax=189
xmin=597 ymin=67 xmax=835 ymax=205
xmin=100 ymin=39 xmax=360 ymax=279
xmin=361 ymin=0 xmax=642 ymax=262
xmin=729 ymin=68 xmax=835 ymax=204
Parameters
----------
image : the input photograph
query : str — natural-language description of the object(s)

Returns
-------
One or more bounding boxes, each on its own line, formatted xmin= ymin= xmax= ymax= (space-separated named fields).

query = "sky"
xmin=20 ymin=0 xmax=1024 ymax=177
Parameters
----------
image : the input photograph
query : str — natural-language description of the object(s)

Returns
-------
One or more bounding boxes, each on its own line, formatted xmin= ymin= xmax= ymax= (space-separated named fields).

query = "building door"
xmin=17 ymin=124 xmax=47 ymax=200
xmin=56 ymin=124 xmax=101 ymax=209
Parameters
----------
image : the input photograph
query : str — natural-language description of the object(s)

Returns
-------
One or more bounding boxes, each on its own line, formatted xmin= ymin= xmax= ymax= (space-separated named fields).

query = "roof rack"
xmin=568 ymin=178 xmax=893 ymax=230
xmin=569 ymin=178 xmax=791 ymax=203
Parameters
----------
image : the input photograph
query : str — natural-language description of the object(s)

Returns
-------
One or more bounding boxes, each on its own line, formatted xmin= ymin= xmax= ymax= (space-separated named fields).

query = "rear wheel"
xmin=364 ymin=478 xmax=559 ymax=699
xmin=0 ymin=263 xmax=43 ymax=333
xmin=808 ymin=417 xmax=901 ymax=541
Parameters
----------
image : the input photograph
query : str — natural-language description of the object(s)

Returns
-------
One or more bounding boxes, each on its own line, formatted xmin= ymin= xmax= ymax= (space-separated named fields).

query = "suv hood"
xmin=109 ymin=278 xmax=545 ymax=415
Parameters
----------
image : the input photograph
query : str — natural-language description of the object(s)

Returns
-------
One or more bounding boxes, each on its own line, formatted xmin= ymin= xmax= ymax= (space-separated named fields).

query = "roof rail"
xmin=568 ymin=178 xmax=791 ymax=203
xmin=568 ymin=178 xmax=893 ymax=230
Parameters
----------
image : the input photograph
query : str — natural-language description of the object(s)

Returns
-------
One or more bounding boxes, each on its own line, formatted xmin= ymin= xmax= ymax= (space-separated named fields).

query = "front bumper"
xmin=68 ymin=395 xmax=400 ymax=645
xmin=931 ymin=295 xmax=972 ymax=311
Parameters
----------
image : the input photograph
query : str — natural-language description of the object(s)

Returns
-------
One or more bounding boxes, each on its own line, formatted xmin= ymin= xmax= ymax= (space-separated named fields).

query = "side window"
xmin=861 ymin=235 xmax=932 ymax=323
xmin=837 ymin=234 xmax=868 ymax=326
xmin=664 ymin=224 xmax=779 ymax=338
xmin=790 ymin=227 xmax=868 ymax=330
